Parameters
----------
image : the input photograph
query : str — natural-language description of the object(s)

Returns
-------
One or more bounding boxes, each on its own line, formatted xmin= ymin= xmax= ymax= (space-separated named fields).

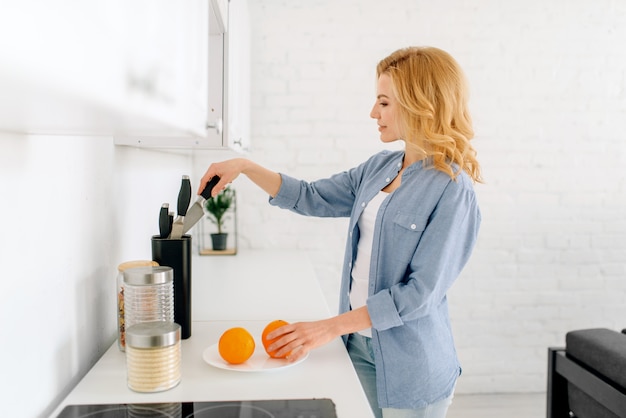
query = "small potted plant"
xmin=204 ymin=186 xmax=235 ymax=251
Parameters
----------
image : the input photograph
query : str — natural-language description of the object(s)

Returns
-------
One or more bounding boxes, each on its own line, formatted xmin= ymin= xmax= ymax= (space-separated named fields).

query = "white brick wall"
xmin=195 ymin=0 xmax=626 ymax=394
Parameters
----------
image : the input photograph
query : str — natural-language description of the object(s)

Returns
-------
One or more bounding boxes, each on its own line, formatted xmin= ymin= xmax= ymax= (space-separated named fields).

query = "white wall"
xmin=196 ymin=0 xmax=626 ymax=394
xmin=0 ymin=134 xmax=192 ymax=417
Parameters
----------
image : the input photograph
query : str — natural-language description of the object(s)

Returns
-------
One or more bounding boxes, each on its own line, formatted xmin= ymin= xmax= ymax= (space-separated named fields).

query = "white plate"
xmin=202 ymin=343 xmax=308 ymax=372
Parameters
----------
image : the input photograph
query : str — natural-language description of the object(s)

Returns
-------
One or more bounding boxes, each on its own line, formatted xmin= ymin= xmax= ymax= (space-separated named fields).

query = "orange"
xmin=262 ymin=319 xmax=290 ymax=359
xmin=218 ymin=327 xmax=255 ymax=364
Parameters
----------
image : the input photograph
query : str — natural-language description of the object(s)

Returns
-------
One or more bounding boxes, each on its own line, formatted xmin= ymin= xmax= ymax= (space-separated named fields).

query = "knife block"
xmin=151 ymin=235 xmax=192 ymax=339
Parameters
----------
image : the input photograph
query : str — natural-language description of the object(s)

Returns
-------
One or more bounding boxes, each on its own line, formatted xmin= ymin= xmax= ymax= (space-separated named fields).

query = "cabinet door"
xmin=122 ymin=0 xmax=209 ymax=137
xmin=205 ymin=0 xmax=251 ymax=151
xmin=204 ymin=0 xmax=228 ymax=148
xmin=160 ymin=0 xmax=251 ymax=151
xmin=0 ymin=0 xmax=208 ymax=137
xmin=225 ymin=0 xmax=251 ymax=152
xmin=116 ymin=0 xmax=232 ymax=149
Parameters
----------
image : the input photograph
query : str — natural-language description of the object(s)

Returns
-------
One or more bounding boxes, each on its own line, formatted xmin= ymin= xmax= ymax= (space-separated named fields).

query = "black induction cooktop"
xmin=57 ymin=398 xmax=338 ymax=418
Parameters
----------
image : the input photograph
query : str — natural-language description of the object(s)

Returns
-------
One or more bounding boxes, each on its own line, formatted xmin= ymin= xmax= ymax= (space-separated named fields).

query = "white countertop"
xmin=191 ymin=249 xmax=331 ymax=321
xmin=51 ymin=250 xmax=373 ymax=418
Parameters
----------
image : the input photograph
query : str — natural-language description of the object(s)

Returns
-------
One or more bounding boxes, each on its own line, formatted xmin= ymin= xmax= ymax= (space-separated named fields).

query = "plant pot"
xmin=210 ymin=233 xmax=228 ymax=251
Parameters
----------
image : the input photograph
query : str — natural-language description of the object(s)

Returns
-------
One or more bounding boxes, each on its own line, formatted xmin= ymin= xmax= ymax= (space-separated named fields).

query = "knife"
xmin=158 ymin=203 xmax=170 ymax=238
xmin=169 ymin=175 xmax=192 ymax=239
xmin=182 ymin=176 xmax=221 ymax=235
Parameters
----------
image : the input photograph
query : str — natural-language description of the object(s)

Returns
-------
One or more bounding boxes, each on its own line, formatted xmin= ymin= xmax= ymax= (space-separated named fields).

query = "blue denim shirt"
xmin=269 ymin=150 xmax=481 ymax=409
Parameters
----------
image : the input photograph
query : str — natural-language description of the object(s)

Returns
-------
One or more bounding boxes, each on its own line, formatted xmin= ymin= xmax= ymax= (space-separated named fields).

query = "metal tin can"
xmin=126 ymin=321 xmax=181 ymax=392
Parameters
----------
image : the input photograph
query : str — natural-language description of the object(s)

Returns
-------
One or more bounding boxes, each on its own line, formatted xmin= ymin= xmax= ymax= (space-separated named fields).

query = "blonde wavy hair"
xmin=377 ymin=47 xmax=482 ymax=183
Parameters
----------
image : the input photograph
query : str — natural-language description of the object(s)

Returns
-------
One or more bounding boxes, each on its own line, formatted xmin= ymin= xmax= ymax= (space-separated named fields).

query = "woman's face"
xmin=370 ymin=73 xmax=401 ymax=143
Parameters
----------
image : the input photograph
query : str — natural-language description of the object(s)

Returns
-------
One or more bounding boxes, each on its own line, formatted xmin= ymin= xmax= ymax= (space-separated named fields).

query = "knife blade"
xmin=158 ymin=203 xmax=170 ymax=238
xmin=169 ymin=175 xmax=192 ymax=239
xmin=182 ymin=176 xmax=221 ymax=235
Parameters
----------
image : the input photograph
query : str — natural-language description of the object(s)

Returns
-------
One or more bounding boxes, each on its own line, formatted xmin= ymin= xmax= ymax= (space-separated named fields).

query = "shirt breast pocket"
xmin=391 ymin=212 xmax=428 ymax=263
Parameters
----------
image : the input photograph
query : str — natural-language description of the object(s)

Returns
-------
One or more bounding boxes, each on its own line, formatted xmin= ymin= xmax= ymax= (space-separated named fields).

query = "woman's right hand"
xmin=197 ymin=158 xmax=249 ymax=197
xmin=197 ymin=158 xmax=282 ymax=198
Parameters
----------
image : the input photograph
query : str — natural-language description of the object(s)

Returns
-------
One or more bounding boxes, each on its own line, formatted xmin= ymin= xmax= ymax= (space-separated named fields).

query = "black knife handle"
xmin=200 ymin=176 xmax=221 ymax=200
xmin=159 ymin=203 xmax=170 ymax=238
xmin=177 ymin=175 xmax=192 ymax=217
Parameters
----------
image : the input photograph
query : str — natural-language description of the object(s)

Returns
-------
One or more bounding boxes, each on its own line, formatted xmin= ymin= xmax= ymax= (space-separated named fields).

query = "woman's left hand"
xmin=266 ymin=319 xmax=337 ymax=363
xmin=267 ymin=307 xmax=372 ymax=362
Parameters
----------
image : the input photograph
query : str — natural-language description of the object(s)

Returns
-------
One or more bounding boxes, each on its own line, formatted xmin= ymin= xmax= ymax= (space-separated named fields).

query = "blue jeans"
xmin=347 ymin=333 xmax=455 ymax=418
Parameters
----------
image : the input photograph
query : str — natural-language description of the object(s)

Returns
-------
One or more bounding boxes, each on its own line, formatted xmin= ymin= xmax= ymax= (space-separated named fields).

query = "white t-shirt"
xmin=350 ymin=190 xmax=388 ymax=337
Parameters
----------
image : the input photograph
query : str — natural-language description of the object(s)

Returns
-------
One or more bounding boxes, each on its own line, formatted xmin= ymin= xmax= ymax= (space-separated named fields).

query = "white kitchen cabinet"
xmin=0 ymin=0 xmax=249 ymax=150
xmin=224 ymin=0 xmax=251 ymax=152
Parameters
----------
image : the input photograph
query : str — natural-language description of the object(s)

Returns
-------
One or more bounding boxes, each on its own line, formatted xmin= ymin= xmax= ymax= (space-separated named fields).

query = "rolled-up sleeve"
xmin=269 ymin=171 xmax=357 ymax=218
xmin=268 ymin=173 xmax=301 ymax=209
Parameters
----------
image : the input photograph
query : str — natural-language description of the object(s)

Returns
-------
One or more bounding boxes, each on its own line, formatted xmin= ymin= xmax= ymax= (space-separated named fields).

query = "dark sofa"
xmin=547 ymin=328 xmax=626 ymax=418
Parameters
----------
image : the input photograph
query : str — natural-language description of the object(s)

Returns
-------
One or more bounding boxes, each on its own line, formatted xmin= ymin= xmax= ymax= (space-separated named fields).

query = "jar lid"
xmin=126 ymin=321 xmax=180 ymax=348
xmin=117 ymin=260 xmax=159 ymax=272
xmin=123 ymin=266 xmax=173 ymax=286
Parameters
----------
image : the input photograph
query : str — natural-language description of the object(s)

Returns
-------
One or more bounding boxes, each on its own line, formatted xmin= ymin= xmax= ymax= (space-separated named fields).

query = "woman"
xmin=198 ymin=46 xmax=482 ymax=418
